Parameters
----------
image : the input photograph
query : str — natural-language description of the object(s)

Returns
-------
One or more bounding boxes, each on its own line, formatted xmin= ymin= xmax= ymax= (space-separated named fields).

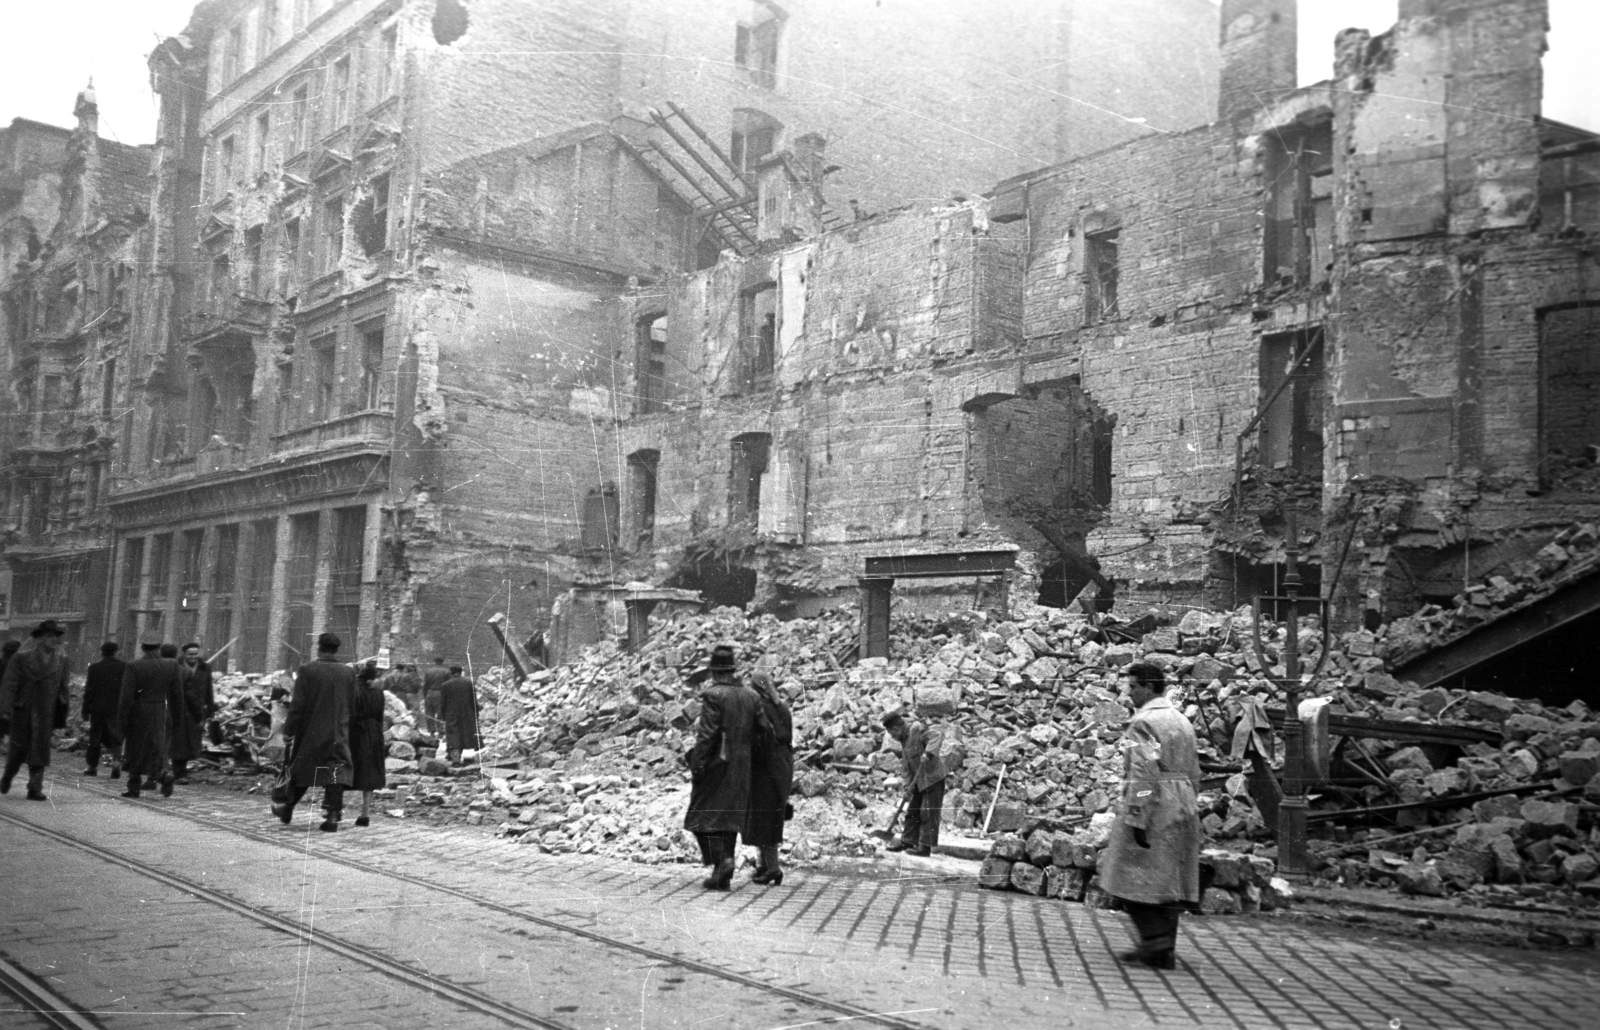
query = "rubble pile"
xmin=1380 ymin=522 xmax=1599 ymax=669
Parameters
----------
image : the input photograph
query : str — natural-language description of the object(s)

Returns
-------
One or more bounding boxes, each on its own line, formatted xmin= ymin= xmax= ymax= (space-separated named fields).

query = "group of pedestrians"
xmin=682 ymin=645 xmax=794 ymax=890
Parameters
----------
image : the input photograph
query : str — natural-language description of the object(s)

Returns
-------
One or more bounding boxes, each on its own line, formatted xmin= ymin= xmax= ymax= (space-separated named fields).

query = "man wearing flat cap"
xmin=683 ymin=643 xmax=770 ymax=890
xmin=0 ymin=620 xmax=71 ymax=800
xmin=118 ymin=631 xmax=186 ymax=798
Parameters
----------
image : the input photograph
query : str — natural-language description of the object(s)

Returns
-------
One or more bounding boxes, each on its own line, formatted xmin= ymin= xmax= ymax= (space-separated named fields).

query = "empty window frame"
xmin=730 ymin=109 xmax=781 ymax=176
xmin=290 ymin=84 xmax=309 ymax=152
xmin=627 ymin=449 xmax=660 ymax=548
xmin=1258 ymin=329 xmax=1325 ymax=475
xmin=100 ymin=358 xmax=115 ymax=419
xmin=377 ymin=25 xmax=399 ymax=97
xmin=352 ymin=173 xmax=389 ymax=256
xmin=282 ymin=512 xmax=319 ymax=669
xmin=327 ymin=505 xmax=366 ymax=652
xmin=147 ymin=533 xmax=174 ymax=607
xmin=1084 ymin=228 xmax=1120 ymax=323
xmin=328 ymin=55 xmax=352 ymax=130
xmin=258 ymin=0 xmax=280 ymax=60
xmin=209 ymin=250 xmax=232 ymax=305
xmin=741 ymin=283 xmax=776 ymax=385
xmin=118 ymin=536 xmax=144 ymax=645
xmin=255 ymin=110 xmax=271 ymax=174
xmin=275 ymin=358 xmax=295 ymax=433
xmin=734 ymin=2 xmax=783 ymax=88
xmin=580 ymin=483 xmax=620 ymax=551
xmin=244 ymin=225 xmax=264 ymax=294
xmin=1537 ymin=303 xmax=1600 ymax=490
xmin=218 ymin=135 xmax=237 ymax=196
xmin=321 ymin=195 xmax=344 ymax=273
xmin=310 ymin=332 xmax=337 ymax=420
xmin=1264 ymin=120 xmax=1333 ymax=287
xmin=729 ymin=432 xmax=770 ymax=525
xmin=636 ymin=312 xmax=668 ymax=414
xmin=358 ymin=321 xmax=385 ymax=410
xmin=223 ymin=22 xmax=244 ymax=84
xmin=281 ymin=217 xmax=301 ymax=293
xmin=207 ymin=523 xmax=240 ymax=662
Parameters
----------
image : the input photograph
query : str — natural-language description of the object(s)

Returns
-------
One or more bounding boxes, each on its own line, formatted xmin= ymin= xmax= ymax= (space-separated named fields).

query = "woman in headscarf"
xmin=743 ymin=669 xmax=794 ymax=885
xmin=348 ymin=660 xmax=387 ymax=827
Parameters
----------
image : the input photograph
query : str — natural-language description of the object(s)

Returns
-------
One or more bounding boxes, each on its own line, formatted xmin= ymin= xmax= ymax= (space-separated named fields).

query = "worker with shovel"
xmin=881 ymin=710 xmax=957 ymax=857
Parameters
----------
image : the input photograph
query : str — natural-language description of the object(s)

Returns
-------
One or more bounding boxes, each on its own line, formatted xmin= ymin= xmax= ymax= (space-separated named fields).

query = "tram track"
xmin=0 ymin=952 xmax=104 ymax=1030
xmin=10 ymin=788 xmax=939 ymax=1030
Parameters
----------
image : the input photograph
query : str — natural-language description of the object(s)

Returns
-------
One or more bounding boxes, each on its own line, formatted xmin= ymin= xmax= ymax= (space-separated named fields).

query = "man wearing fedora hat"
xmin=118 ymin=632 xmax=186 ymax=798
xmin=0 ymin=619 xmax=72 ymax=800
xmin=683 ymin=643 xmax=770 ymax=890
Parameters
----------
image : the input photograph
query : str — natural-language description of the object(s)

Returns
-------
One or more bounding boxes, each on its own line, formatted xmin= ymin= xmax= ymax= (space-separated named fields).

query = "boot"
xmin=160 ymin=771 xmax=174 ymax=797
xmin=752 ymin=845 xmax=784 ymax=886
xmin=122 ymin=769 xmax=141 ymax=798
xmin=701 ymin=837 xmax=733 ymax=890
xmin=319 ymin=816 xmax=339 ymax=832
xmin=1116 ymin=948 xmax=1176 ymax=971
xmin=109 ymin=763 xmax=121 ymax=780
xmin=0 ymin=759 xmax=18 ymax=794
xmin=25 ymin=766 xmax=47 ymax=801
xmin=82 ymin=766 xmax=98 ymax=776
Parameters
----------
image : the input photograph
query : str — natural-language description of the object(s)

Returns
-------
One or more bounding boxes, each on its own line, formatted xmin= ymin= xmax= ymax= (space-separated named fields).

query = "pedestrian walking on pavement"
xmin=0 ymin=620 xmax=71 ymax=800
xmin=348 ymin=659 xmax=386 ymax=826
xmin=119 ymin=633 xmax=185 ymax=798
xmin=1101 ymin=661 xmax=1202 ymax=971
xmin=683 ymin=644 xmax=770 ymax=891
xmin=881 ymin=710 xmax=950 ymax=857
xmin=171 ymin=643 xmax=215 ymax=784
xmin=82 ymin=642 xmax=127 ymax=779
xmin=437 ymin=665 xmax=479 ymax=764
xmin=274 ymin=632 xmax=357 ymax=832
xmin=744 ymin=669 xmax=794 ymax=886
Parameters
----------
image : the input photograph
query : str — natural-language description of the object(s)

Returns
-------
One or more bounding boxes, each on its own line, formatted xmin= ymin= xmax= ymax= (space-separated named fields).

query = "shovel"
xmin=870 ymin=795 xmax=908 ymax=842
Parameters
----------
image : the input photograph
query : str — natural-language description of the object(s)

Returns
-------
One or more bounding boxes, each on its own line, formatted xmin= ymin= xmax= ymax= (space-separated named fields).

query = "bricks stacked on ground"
xmin=977 ymin=819 xmax=1293 ymax=917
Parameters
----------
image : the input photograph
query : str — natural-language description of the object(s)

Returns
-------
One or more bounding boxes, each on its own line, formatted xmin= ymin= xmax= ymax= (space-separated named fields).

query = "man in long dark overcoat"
xmin=421 ymin=657 xmax=451 ymax=728
xmin=274 ymin=631 xmax=356 ymax=832
xmin=119 ymin=633 xmax=185 ymax=798
xmin=82 ymin=641 xmax=127 ymax=778
xmin=0 ymin=620 xmax=71 ymax=800
xmin=1101 ymin=661 xmax=1202 ymax=970
xmin=171 ymin=643 xmax=215 ymax=783
xmin=743 ymin=669 xmax=794 ymax=885
xmin=437 ymin=665 xmax=479 ymax=764
xmin=683 ymin=644 xmax=768 ymax=890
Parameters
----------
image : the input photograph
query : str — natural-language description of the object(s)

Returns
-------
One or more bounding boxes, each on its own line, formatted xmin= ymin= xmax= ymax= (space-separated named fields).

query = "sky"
xmin=0 ymin=0 xmax=1594 ymax=147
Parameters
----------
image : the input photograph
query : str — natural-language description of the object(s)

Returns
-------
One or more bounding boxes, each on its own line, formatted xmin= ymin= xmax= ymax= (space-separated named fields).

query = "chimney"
xmin=74 ymin=79 xmax=99 ymax=138
xmin=1218 ymin=0 xmax=1297 ymax=125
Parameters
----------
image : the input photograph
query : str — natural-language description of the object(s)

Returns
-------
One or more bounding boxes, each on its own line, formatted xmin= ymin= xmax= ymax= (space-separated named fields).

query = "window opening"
xmin=118 ymin=536 xmax=143 ymax=645
xmin=636 ymin=312 xmax=668 ymax=414
xmin=730 ymin=109 xmax=781 ymax=176
xmin=224 ymin=23 xmax=244 ymax=84
xmin=378 ymin=25 xmax=398 ymax=96
xmin=1538 ymin=304 xmax=1600 ymax=491
xmin=282 ymin=513 xmax=318 ymax=669
xmin=353 ymin=174 xmax=389 ymax=256
xmin=259 ymin=1 xmax=280 ymax=60
xmin=1258 ymin=329 xmax=1325 ymax=475
xmin=1084 ymin=228 xmax=1119 ymax=323
xmin=239 ymin=518 xmax=276 ymax=672
xmin=734 ymin=2 xmax=783 ymax=89
xmin=327 ymin=506 xmax=365 ymax=653
xmin=581 ymin=483 xmax=620 ymax=551
xmin=729 ymin=432 xmax=771 ymax=526
xmin=311 ymin=332 xmax=337 ymax=420
xmin=329 ymin=55 xmax=352 ymax=129
xmin=208 ymin=523 xmax=240 ymax=667
xmin=244 ymin=225 xmax=264 ymax=294
xmin=210 ymin=251 xmax=231 ymax=305
xmin=148 ymin=533 xmax=173 ymax=609
xmin=275 ymin=358 xmax=295 ymax=433
xmin=322 ymin=196 xmax=344 ymax=273
xmin=359 ymin=322 xmax=384 ymax=410
xmin=255 ymin=111 xmax=271 ymax=174
xmin=741 ymin=283 xmax=776 ymax=386
xmin=281 ymin=218 xmax=301 ymax=293
xmin=627 ymin=449 xmax=659 ymax=549
xmin=1264 ymin=120 xmax=1334 ymax=287
xmin=218 ymin=135 xmax=236 ymax=196
xmin=100 ymin=358 xmax=115 ymax=419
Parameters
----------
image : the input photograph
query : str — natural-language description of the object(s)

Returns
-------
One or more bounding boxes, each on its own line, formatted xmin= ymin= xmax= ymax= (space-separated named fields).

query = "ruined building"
xmin=0 ymin=93 xmax=150 ymax=647
xmin=107 ymin=0 xmax=1217 ymax=668
xmin=586 ymin=0 xmax=1599 ymax=669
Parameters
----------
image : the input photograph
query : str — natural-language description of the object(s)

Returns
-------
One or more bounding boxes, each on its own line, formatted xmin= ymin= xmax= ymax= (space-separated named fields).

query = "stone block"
xmin=1395 ymin=861 xmax=1446 ymax=897
xmin=1198 ymin=887 xmax=1242 ymax=914
xmin=1522 ymin=799 xmax=1581 ymax=837
xmin=1142 ymin=628 xmax=1181 ymax=653
xmin=989 ymin=801 xmax=1026 ymax=833
xmin=913 ymin=685 xmax=959 ymax=718
xmin=1559 ymin=750 xmax=1600 ymax=786
xmin=1415 ymin=688 xmax=1452 ymax=717
xmin=1025 ymin=831 xmax=1056 ymax=867
xmin=384 ymin=757 xmax=416 ymax=773
xmin=1386 ymin=746 xmax=1433 ymax=774
xmin=1055 ymin=866 xmax=1089 ymax=902
xmin=1424 ymin=767 xmax=1469 ymax=797
xmin=1245 ymin=855 xmax=1276 ymax=886
xmin=796 ymin=771 xmax=830 ymax=797
xmin=387 ymin=740 xmax=417 ymax=760
xmin=420 ymin=757 xmax=452 ymax=777
xmin=1436 ymin=858 xmax=1482 ymax=890
xmin=1239 ymin=882 xmax=1262 ymax=913
xmin=1011 ymin=862 xmax=1048 ymax=895
xmin=1562 ymin=852 xmax=1599 ymax=886
xmin=991 ymin=832 xmax=1026 ymax=861
xmin=1587 ymin=772 xmax=1600 ymax=803
xmin=1189 ymin=656 xmax=1232 ymax=684
xmin=1200 ymin=848 xmax=1243 ymax=888
xmin=978 ymin=856 xmax=1015 ymax=889
xmin=1504 ymin=713 xmax=1556 ymax=741
xmin=1464 ymin=692 xmax=1516 ymax=724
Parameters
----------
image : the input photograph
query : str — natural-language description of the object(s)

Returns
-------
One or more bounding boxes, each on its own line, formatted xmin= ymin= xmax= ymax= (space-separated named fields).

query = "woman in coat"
xmin=683 ymin=645 xmax=767 ymax=890
xmin=1100 ymin=662 xmax=1202 ymax=970
xmin=743 ymin=670 xmax=793 ymax=885
xmin=347 ymin=660 xmax=387 ymax=827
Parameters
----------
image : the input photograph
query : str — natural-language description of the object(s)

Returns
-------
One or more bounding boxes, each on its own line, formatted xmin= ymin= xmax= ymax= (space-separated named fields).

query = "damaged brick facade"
xmin=97 ymin=0 xmax=1215 ymax=670
xmin=594 ymin=0 xmax=1600 ymax=636
xmin=0 ymin=92 xmax=150 ymax=647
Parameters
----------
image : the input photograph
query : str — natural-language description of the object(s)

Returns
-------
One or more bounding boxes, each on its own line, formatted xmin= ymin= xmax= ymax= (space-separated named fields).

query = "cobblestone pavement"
xmin=5 ymin=773 xmax=1600 ymax=1029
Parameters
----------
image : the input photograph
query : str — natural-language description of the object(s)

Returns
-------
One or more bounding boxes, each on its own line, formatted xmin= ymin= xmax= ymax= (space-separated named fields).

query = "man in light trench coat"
xmin=1100 ymin=661 xmax=1202 ymax=970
